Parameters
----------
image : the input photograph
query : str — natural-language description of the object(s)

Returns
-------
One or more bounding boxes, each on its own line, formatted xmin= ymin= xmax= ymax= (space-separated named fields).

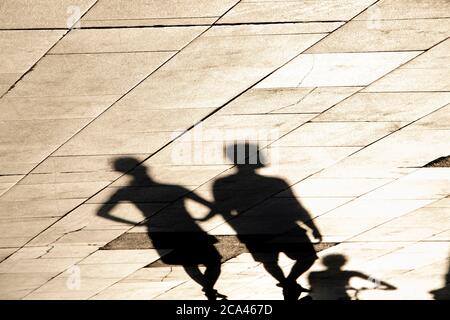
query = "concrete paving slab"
xmin=31 ymin=155 xmax=147 ymax=175
xmin=314 ymin=92 xmax=450 ymax=122
xmin=364 ymin=168 xmax=450 ymax=200
xmin=21 ymin=170 xmax=117 ymax=186
xmin=366 ymin=39 xmax=450 ymax=92
xmin=54 ymin=131 xmax=178 ymax=156
xmin=115 ymin=32 xmax=326 ymax=111
xmin=208 ymin=22 xmax=344 ymax=37
xmin=218 ymin=0 xmax=377 ymax=24
xmin=0 ymin=118 xmax=91 ymax=175
xmin=198 ymin=114 xmax=316 ymax=142
xmin=307 ymin=19 xmax=450 ymax=53
xmin=0 ymin=181 xmax=107 ymax=202
xmin=79 ymin=249 xmax=160 ymax=265
xmin=50 ymin=26 xmax=206 ymax=54
xmin=0 ymin=255 xmax=78 ymax=274
xmin=152 ymin=280 xmax=207 ymax=300
xmin=91 ymin=280 xmax=184 ymax=300
xmin=89 ymin=107 xmax=215 ymax=133
xmin=0 ymin=0 xmax=95 ymax=29
xmin=0 ymin=272 xmax=55 ymax=299
xmin=0 ymin=248 xmax=16 ymax=262
xmin=315 ymin=165 xmax=416 ymax=180
xmin=19 ymin=166 xmax=119 ymax=188
xmin=316 ymin=127 xmax=450 ymax=178
xmin=360 ymin=242 xmax=449 ymax=276
xmin=26 ymin=202 xmax=165 ymax=247
xmin=218 ymin=87 xmax=361 ymax=115
xmin=0 ymin=175 xmax=23 ymax=197
xmin=122 ymin=266 xmax=191 ymax=282
xmin=81 ymin=0 xmax=238 ymax=27
xmin=0 ymin=95 xmax=121 ymax=121
xmin=367 ymin=257 xmax=449 ymax=299
xmin=426 ymin=230 xmax=450 ymax=241
xmin=0 ymin=50 xmax=174 ymax=179
xmin=313 ymin=198 xmax=435 ymax=242
xmin=355 ymin=0 xmax=450 ymax=20
xmin=258 ymin=146 xmax=361 ymax=183
xmin=272 ymin=121 xmax=404 ymax=147
xmin=0 ymin=237 xmax=36 ymax=248
xmin=216 ymin=87 xmax=315 ymax=115
xmin=0 ymin=74 xmax=22 ymax=96
xmin=368 ymin=68 xmax=450 ymax=92
xmin=350 ymin=206 xmax=450 ymax=242
xmin=24 ymin=270 xmax=139 ymax=299
xmin=35 ymin=245 xmax=99 ymax=259
xmin=9 ymin=52 xmax=174 ymax=97
xmin=42 ymin=229 xmax=129 ymax=247
xmin=0 ymin=30 xmax=65 ymax=95
xmin=414 ymin=104 xmax=450 ymax=130
xmin=0 ymin=199 xmax=82 ymax=219
xmin=256 ymin=51 xmax=420 ymax=88
xmin=278 ymin=177 xmax=392 ymax=198
xmin=271 ymin=87 xmax=362 ymax=114
xmin=0 ymin=217 xmax=59 ymax=248
xmin=428 ymin=197 xmax=450 ymax=208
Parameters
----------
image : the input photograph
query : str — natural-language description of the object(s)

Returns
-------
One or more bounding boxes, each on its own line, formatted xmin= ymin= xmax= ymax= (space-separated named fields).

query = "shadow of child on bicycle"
xmin=308 ymin=254 xmax=396 ymax=300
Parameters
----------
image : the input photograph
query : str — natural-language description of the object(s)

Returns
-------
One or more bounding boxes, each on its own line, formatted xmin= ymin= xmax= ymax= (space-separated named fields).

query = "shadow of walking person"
xmin=198 ymin=142 xmax=322 ymax=300
xmin=308 ymin=254 xmax=396 ymax=300
xmin=97 ymin=157 xmax=225 ymax=300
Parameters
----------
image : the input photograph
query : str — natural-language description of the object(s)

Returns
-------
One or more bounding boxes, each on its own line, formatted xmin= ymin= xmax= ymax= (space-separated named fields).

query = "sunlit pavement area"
xmin=0 ymin=0 xmax=449 ymax=300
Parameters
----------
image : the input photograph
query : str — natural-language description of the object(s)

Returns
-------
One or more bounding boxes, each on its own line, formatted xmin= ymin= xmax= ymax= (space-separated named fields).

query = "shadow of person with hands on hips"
xmin=97 ymin=157 xmax=226 ymax=300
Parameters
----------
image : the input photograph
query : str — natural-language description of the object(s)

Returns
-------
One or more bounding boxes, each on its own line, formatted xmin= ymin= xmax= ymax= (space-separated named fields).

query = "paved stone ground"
xmin=0 ymin=0 xmax=449 ymax=300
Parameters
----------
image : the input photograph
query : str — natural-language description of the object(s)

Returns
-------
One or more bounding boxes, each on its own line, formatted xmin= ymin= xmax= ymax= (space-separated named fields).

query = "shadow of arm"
xmin=297 ymin=206 xmax=322 ymax=242
xmin=186 ymin=190 xmax=213 ymax=208
xmin=354 ymin=271 xmax=397 ymax=290
xmin=187 ymin=192 xmax=233 ymax=221
xmin=96 ymin=190 xmax=136 ymax=225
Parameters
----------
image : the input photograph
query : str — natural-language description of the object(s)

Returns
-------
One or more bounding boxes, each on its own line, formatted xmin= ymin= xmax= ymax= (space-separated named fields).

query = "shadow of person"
xmin=198 ymin=142 xmax=322 ymax=300
xmin=97 ymin=157 xmax=225 ymax=300
xmin=430 ymin=255 xmax=450 ymax=300
xmin=308 ymin=254 xmax=396 ymax=300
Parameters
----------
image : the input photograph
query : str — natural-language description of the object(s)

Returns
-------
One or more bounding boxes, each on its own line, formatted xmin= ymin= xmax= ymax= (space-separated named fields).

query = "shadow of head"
xmin=225 ymin=142 xmax=267 ymax=171
xmin=113 ymin=157 xmax=147 ymax=176
xmin=322 ymin=254 xmax=347 ymax=271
